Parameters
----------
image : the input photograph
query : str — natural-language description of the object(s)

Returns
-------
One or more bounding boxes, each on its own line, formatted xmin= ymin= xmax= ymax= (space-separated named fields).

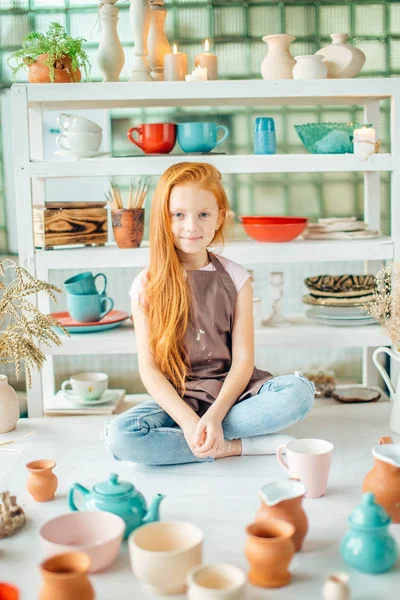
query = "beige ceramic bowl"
xmin=187 ymin=563 xmax=247 ymax=600
xmin=129 ymin=521 xmax=203 ymax=595
xmin=39 ymin=511 xmax=125 ymax=573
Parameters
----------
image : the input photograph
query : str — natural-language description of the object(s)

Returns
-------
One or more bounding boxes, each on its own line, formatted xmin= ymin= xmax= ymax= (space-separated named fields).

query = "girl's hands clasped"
xmin=192 ymin=412 xmax=225 ymax=458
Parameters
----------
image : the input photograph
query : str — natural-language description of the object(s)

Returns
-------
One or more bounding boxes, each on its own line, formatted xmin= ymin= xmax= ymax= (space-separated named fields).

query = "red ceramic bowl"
xmin=239 ymin=216 xmax=308 ymax=242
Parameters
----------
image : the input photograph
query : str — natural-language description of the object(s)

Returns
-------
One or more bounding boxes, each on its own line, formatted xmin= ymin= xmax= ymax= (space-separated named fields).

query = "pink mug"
xmin=276 ymin=438 xmax=334 ymax=499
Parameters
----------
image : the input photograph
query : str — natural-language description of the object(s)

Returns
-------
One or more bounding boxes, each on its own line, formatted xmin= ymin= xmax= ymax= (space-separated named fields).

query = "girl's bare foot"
xmin=215 ymin=438 xmax=242 ymax=459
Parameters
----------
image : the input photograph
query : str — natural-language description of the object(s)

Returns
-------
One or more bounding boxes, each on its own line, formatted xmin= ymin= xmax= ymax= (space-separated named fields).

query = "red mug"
xmin=127 ymin=123 xmax=176 ymax=154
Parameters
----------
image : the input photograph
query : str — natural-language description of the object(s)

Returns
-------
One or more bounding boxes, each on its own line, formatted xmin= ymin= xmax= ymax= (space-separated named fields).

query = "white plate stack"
xmin=302 ymin=217 xmax=380 ymax=240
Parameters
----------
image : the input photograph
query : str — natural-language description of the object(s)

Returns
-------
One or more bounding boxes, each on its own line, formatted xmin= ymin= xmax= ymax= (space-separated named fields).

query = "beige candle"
xmin=164 ymin=44 xmax=188 ymax=81
xmin=194 ymin=39 xmax=218 ymax=80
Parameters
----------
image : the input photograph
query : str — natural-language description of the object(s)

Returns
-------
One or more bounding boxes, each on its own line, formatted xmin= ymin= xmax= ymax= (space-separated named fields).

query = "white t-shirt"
xmin=129 ymin=255 xmax=251 ymax=305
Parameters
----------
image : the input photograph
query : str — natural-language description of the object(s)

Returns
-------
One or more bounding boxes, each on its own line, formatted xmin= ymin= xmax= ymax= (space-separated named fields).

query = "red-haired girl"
xmin=105 ymin=163 xmax=314 ymax=464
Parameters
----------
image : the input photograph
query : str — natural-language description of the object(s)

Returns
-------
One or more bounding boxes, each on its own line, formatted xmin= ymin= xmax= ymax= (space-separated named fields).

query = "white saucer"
xmin=63 ymin=389 xmax=118 ymax=406
xmin=54 ymin=150 xmax=111 ymax=159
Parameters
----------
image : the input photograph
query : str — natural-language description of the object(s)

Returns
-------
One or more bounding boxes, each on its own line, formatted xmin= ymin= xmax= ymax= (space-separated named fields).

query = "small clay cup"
xmin=26 ymin=459 xmax=58 ymax=502
xmin=0 ymin=583 xmax=19 ymax=600
xmin=39 ymin=552 xmax=94 ymax=600
xmin=112 ymin=209 xmax=144 ymax=249
xmin=244 ymin=520 xmax=295 ymax=588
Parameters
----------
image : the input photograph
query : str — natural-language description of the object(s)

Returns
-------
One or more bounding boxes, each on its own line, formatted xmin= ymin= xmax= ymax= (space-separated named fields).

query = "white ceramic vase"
xmin=96 ymin=2 xmax=125 ymax=82
xmin=322 ymin=573 xmax=351 ymax=600
xmin=0 ymin=375 xmax=19 ymax=433
xmin=261 ymin=34 xmax=296 ymax=80
xmin=293 ymin=55 xmax=327 ymax=80
xmin=315 ymin=33 xmax=366 ymax=78
xmin=129 ymin=0 xmax=153 ymax=81
xmin=147 ymin=0 xmax=171 ymax=80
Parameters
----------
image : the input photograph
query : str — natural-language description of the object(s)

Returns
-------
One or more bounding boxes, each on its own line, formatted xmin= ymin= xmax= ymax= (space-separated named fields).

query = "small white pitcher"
xmin=322 ymin=573 xmax=350 ymax=600
xmin=372 ymin=347 xmax=400 ymax=434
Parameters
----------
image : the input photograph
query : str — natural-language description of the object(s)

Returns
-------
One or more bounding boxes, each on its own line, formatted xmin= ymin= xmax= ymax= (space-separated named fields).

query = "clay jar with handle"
xmin=244 ymin=519 xmax=295 ymax=588
xmin=363 ymin=436 xmax=400 ymax=523
xmin=112 ymin=208 xmax=144 ymax=249
xmin=256 ymin=479 xmax=308 ymax=551
xmin=26 ymin=460 xmax=58 ymax=502
xmin=39 ymin=552 xmax=94 ymax=600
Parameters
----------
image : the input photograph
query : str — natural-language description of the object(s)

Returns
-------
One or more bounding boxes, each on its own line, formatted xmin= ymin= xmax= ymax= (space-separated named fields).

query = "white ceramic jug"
xmin=315 ymin=33 xmax=365 ymax=78
xmin=293 ymin=55 xmax=327 ymax=80
xmin=373 ymin=347 xmax=400 ymax=434
xmin=322 ymin=573 xmax=350 ymax=600
xmin=0 ymin=375 xmax=19 ymax=433
xmin=261 ymin=34 xmax=296 ymax=80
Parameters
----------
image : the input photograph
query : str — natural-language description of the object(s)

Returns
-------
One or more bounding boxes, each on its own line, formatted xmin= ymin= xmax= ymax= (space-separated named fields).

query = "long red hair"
xmin=145 ymin=162 xmax=232 ymax=395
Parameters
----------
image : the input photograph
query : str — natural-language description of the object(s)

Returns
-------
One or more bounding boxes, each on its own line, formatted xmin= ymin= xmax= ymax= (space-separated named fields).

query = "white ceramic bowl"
xmin=39 ymin=511 xmax=125 ymax=573
xmin=187 ymin=563 xmax=247 ymax=600
xmin=129 ymin=521 xmax=203 ymax=596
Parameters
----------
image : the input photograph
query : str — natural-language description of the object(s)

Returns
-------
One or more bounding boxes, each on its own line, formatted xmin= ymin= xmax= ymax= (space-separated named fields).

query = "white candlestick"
xmin=164 ymin=44 xmax=188 ymax=81
xmin=185 ymin=65 xmax=207 ymax=82
xmin=194 ymin=39 xmax=218 ymax=80
xmin=353 ymin=126 xmax=376 ymax=159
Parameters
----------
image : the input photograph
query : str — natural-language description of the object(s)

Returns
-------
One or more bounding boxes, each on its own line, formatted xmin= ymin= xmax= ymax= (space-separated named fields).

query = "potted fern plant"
xmin=0 ymin=259 xmax=68 ymax=431
xmin=7 ymin=22 xmax=90 ymax=83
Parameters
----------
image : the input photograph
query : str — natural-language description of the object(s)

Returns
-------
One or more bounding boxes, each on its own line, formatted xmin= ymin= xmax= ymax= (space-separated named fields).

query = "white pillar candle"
xmin=164 ymin=44 xmax=188 ymax=81
xmin=185 ymin=65 xmax=207 ymax=82
xmin=353 ymin=126 xmax=376 ymax=158
xmin=194 ymin=39 xmax=218 ymax=80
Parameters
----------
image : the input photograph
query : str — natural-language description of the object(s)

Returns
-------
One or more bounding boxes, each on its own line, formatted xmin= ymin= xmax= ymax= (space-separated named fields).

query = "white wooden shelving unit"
xmin=11 ymin=79 xmax=400 ymax=417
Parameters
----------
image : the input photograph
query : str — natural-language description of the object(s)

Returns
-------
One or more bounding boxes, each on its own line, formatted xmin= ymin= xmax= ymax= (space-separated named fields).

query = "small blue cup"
xmin=64 ymin=272 xmax=107 ymax=296
xmin=67 ymin=292 xmax=114 ymax=323
xmin=177 ymin=122 xmax=230 ymax=153
xmin=254 ymin=117 xmax=276 ymax=154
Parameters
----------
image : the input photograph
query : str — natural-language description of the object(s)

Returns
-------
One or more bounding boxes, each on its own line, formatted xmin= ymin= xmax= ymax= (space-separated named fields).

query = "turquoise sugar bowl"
xmin=69 ymin=473 xmax=165 ymax=540
xmin=340 ymin=492 xmax=398 ymax=574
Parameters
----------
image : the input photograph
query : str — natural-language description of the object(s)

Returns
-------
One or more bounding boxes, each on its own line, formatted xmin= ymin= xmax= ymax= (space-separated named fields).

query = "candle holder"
xmin=261 ymin=271 xmax=289 ymax=328
xmin=148 ymin=0 xmax=171 ymax=80
xmin=129 ymin=0 xmax=153 ymax=81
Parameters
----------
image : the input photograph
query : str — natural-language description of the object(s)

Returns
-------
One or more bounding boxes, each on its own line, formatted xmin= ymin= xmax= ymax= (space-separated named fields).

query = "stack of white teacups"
xmin=56 ymin=113 xmax=103 ymax=156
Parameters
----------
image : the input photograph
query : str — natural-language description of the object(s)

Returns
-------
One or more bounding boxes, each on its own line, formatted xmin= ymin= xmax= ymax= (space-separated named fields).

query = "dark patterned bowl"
xmin=304 ymin=274 xmax=375 ymax=298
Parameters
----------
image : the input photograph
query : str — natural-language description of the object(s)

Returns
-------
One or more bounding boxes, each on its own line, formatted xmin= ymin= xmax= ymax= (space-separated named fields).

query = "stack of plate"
xmin=303 ymin=274 xmax=376 ymax=327
xmin=302 ymin=217 xmax=380 ymax=240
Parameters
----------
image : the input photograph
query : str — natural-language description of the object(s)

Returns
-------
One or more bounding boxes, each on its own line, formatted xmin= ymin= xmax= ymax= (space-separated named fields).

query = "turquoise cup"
xmin=177 ymin=122 xmax=230 ymax=153
xmin=64 ymin=272 xmax=107 ymax=296
xmin=67 ymin=292 xmax=114 ymax=323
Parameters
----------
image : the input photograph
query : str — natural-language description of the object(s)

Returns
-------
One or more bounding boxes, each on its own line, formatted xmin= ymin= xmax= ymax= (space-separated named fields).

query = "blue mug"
xmin=254 ymin=117 xmax=276 ymax=154
xmin=67 ymin=292 xmax=114 ymax=323
xmin=177 ymin=122 xmax=230 ymax=153
xmin=64 ymin=272 xmax=107 ymax=296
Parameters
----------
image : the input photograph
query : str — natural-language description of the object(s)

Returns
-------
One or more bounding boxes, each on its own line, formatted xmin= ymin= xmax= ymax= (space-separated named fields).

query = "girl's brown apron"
xmin=182 ymin=253 xmax=273 ymax=415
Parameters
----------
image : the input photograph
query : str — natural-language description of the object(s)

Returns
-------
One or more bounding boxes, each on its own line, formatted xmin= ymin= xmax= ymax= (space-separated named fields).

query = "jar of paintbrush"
xmin=108 ymin=177 xmax=148 ymax=249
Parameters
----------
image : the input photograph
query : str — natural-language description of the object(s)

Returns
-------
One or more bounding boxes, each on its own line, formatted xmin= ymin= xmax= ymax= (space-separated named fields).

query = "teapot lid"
xmin=349 ymin=492 xmax=391 ymax=529
xmin=93 ymin=473 xmax=134 ymax=497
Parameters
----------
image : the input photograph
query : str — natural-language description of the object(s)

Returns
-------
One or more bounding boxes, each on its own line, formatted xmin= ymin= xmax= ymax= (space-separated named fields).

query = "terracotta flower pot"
xmin=363 ymin=436 xmax=400 ymax=523
xmin=0 ymin=582 xmax=19 ymax=600
xmin=112 ymin=209 xmax=144 ymax=249
xmin=26 ymin=459 xmax=58 ymax=502
xmin=28 ymin=53 xmax=81 ymax=83
xmin=39 ymin=552 xmax=94 ymax=600
xmin=244 ymin=520 xmax=295 ymax=588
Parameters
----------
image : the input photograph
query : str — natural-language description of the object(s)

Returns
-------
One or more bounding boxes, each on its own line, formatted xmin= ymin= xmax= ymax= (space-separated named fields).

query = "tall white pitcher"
xmin=373 ymin=347 xmax=400 ymax=434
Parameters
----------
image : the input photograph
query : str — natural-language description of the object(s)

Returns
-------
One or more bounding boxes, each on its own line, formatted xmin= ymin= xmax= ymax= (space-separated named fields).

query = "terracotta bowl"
xmin=39 ymin=511 xmax=125 ymax=573
xmin=239 ymin=216 xmax=308 ymax=242
xmin=0 ymin=583 xmax=19 ymax=600
xmin=129 ymin=521 xmax=203 ymax=596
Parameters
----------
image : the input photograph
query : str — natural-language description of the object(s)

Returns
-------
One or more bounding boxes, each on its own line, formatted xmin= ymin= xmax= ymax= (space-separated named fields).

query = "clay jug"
xmin=0 ymin=375 xmax=19 ymax=433
xmin=244 ymin=519 xmax=295 ymax=588
xmin=28 ymin=53 xmax=81 ymax=83
xmin=363 ymin=436 xmax=400 ymax=523
xmin=322 ymin=573 xmax=350 ymax=600
xmin=26 ymin=459 xmax=58 ymax=502
xmin=261 ymin=34 xmax=296 ymax=80
xmin=39 ymin=552 xmax=94 ymax=600
xmin=256 ymin=480 xmax=308 ymax=551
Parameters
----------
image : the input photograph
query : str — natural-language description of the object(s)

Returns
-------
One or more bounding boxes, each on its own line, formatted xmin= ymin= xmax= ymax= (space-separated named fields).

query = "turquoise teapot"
xmin=340 ymin=492 xmax=398 ymax=574
xmin=69 ymin=473 xmax=165 ymax=540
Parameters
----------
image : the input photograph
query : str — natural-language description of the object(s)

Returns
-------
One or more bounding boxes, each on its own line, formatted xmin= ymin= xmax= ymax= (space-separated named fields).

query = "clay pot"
xmin=39 ymin=552 xmax=94 ymax=600
xmin=112 ymin=209 xmax=144 ymax=249
xmin=244 ymin=520 xmax=295 ymax=588
xmin=363 ymin=436 xmax=400 ymax=523
xmin=26 ymin=459 xmax=58 ymax=502
xmin=28 ymin=53 xmax=82 ymax=83
xmin=256 ymin=480 xmax=308 ymax=551
xmin=0 ymin=583 xmax=19 ymax=599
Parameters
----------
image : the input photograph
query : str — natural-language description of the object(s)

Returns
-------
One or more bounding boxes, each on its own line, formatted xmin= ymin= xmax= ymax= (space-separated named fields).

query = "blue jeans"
xmin=104 ymin=373 xmax=314 ymax=466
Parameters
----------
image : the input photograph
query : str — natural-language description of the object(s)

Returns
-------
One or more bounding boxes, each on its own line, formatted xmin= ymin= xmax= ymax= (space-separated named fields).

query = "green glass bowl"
xmin=295 ymin=122 xmax=372 ymax=154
